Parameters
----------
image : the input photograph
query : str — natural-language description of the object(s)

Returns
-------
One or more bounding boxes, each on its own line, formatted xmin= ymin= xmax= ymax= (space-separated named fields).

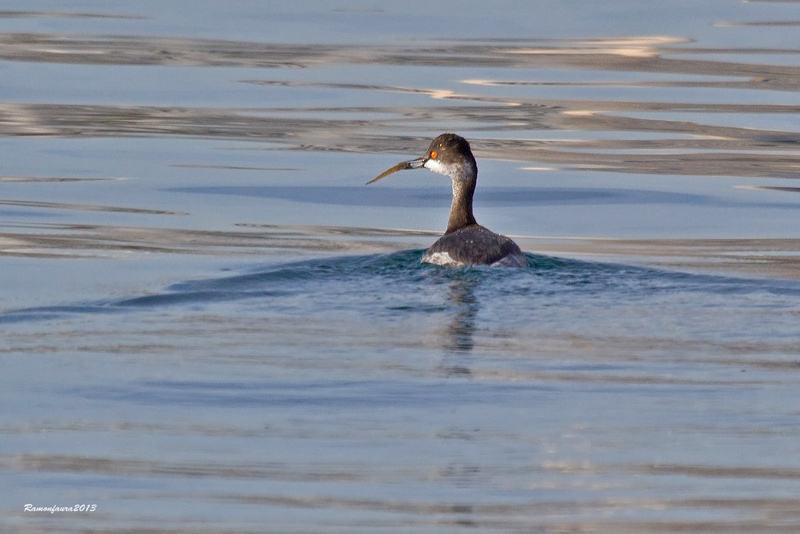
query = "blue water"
xmin=4 ymin=251 xmax=800 ymax=532
xmin=4 ymin=1 xmax=800 ymax=532
xmin=7 ymin=249 xmax=799 ymax=325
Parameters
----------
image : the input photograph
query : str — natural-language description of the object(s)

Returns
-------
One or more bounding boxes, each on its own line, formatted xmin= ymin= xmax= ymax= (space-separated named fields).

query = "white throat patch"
xmin=423 ymin=158 xmax=448 ymax=176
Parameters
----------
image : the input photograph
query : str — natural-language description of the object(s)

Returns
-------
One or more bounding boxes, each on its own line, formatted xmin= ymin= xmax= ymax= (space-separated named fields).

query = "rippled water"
xmin=3 ymin=1 xmax=800 ymax=533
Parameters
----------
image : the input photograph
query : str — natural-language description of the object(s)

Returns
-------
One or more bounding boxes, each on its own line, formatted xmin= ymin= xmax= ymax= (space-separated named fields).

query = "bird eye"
xmin=430 ymin=150 xmax=438 ymax=159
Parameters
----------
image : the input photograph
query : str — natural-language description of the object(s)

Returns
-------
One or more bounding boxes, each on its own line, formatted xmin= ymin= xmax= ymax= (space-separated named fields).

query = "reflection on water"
xmin=445 ymin=278 xmax=479 ymax=354
xmin=4 ymin=2 xmax=800 ymax=533
xmin=4 ymin=251 xmax=800 ymax=532
xmin=2 ymin=34 xmax=800 ymax=179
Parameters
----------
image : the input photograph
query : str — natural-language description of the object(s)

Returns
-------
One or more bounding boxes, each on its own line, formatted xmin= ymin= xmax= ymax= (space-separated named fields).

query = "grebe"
xmin=368 ymin=133 xmax=528 ymax=268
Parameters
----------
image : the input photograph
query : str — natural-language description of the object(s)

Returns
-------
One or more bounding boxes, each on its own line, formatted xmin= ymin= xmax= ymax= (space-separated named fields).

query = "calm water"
xmin=3 ymin=1 xmax=800 ymax=533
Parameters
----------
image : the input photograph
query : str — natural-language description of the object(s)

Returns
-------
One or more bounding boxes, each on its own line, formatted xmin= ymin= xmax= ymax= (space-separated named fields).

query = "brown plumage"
xmin=368 ymin=133 xmax=528 ymax=267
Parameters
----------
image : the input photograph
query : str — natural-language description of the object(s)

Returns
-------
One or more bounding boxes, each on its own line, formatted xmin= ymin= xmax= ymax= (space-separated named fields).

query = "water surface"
xmin=2 ymin=2 xmax=800 ymax=533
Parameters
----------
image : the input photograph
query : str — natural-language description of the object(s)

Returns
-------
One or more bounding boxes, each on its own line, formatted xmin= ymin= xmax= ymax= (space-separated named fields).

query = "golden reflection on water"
xmin=2 ymin=31 xmax=800 ymax=275
xmin=2 ymin=219 xmax=799 ymax=279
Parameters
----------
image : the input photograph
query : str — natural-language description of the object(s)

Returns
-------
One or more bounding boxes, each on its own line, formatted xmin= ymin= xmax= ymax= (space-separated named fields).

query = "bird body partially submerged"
xmin=421 ymin=225 xmax=527 ymax=267
xmin=368 ymin=133 xmax=528 ymax=268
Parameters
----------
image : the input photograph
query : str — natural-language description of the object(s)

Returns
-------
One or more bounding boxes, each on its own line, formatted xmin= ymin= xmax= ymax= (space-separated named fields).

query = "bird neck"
xmin=446 ymin=165 xmax=478 ymax=234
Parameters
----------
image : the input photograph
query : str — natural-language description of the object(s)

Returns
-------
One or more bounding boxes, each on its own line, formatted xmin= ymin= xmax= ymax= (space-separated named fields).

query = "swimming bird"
xmin=368 ymin=133 xmax=528 ymax=267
